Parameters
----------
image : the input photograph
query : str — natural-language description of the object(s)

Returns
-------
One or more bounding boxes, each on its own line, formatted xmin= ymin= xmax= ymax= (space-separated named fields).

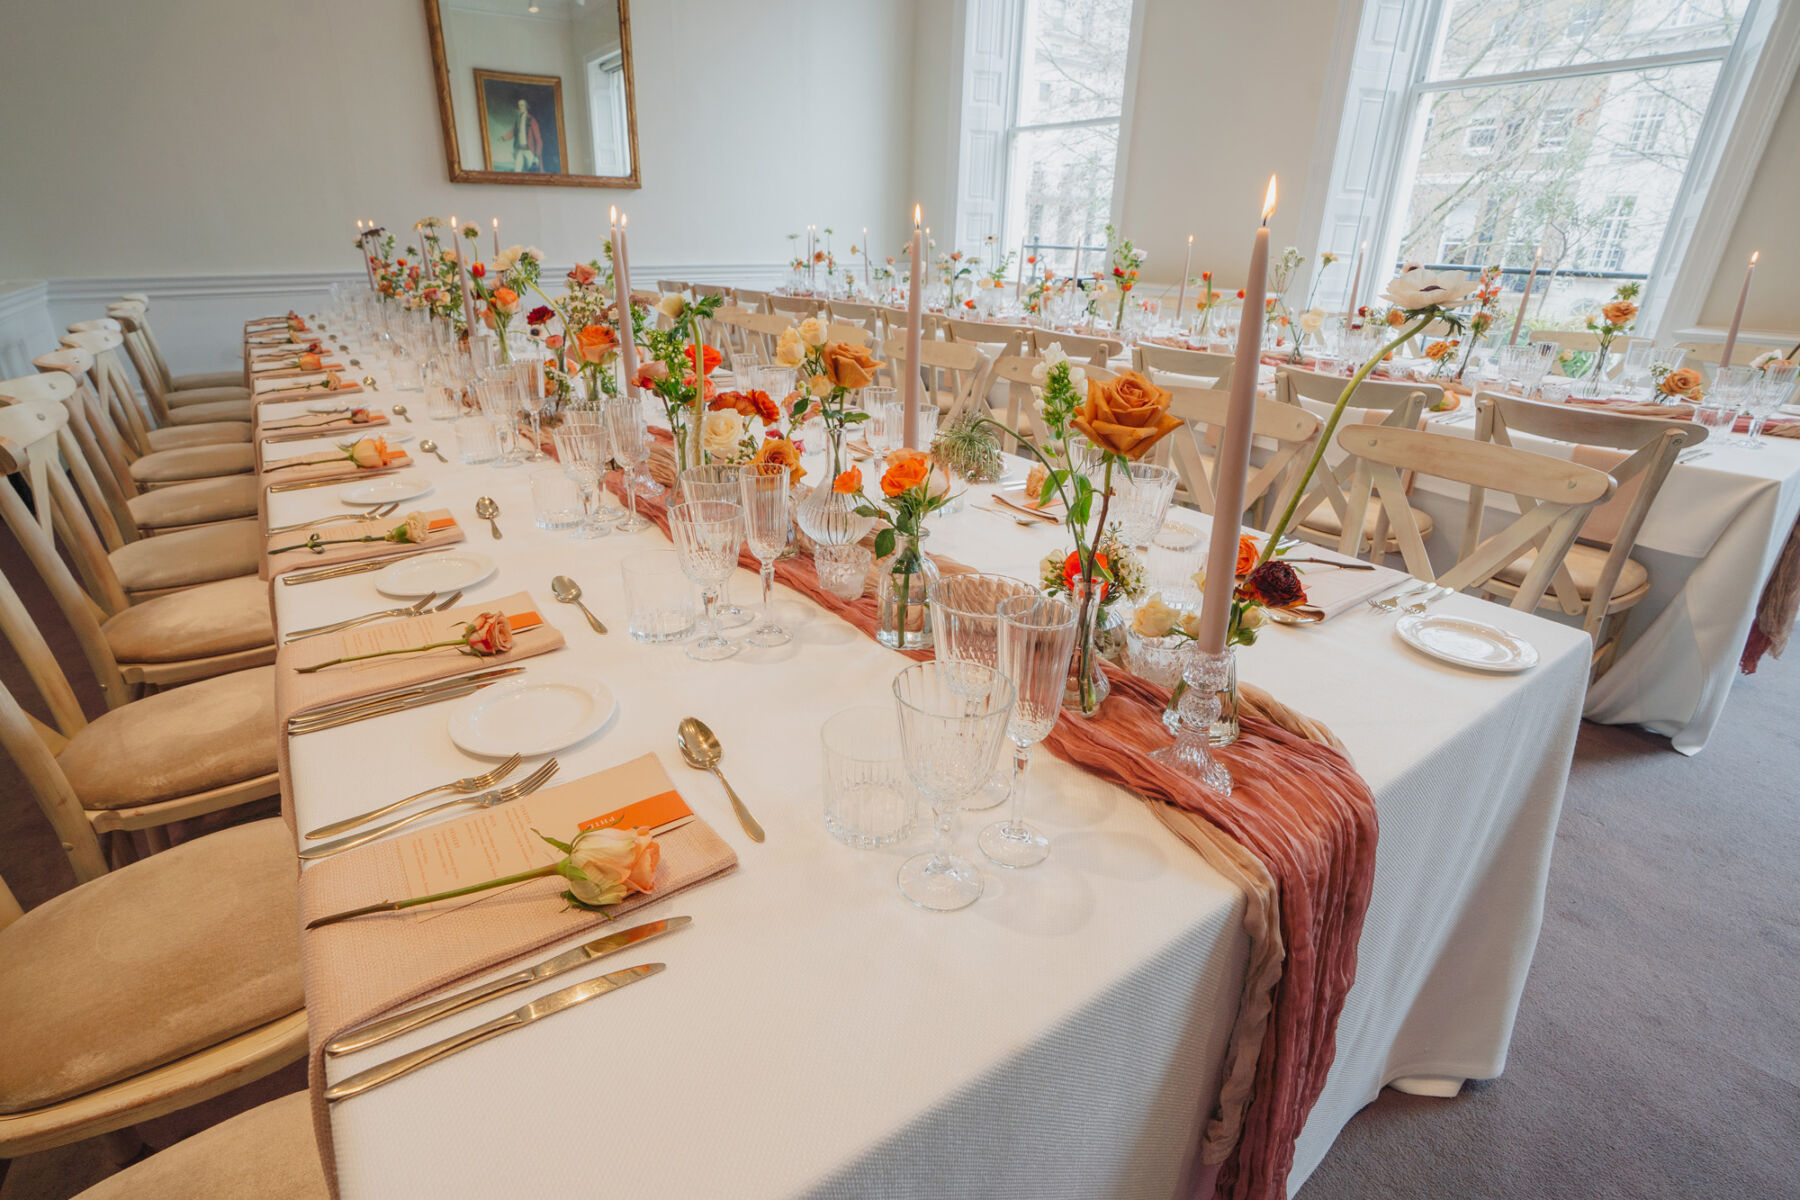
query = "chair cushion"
xmin=128 ymin=443 xmax=254 ymax=485
xmin=166 ymin=399 xmax=254 ymax=425
xmin=165 ymin=384 xmax=251 ymax=406
xmin=171 ymin=370 xmax=247 ymax=392
xmin=1494 ymin=542 xmax=1650 ymax=603
xmin=127 ymin=475 xmax=258 ymax=530
xmin=145 ymin=422 xmax=251 ymax=451
xmin=57 ymin=665 xmax=276 ymax=811
xmin=0 ymin=819 xmax=300 ymax=1114
xmin=73 ymin=1092 xmax=326 ymax=1200
xmin=103 ymin=575 xmax=274 ymax=664
xmin=109 ymin=519 xmax=261 ymax=594
xmin=1299 ymin=502 xmax=1435 ymax=544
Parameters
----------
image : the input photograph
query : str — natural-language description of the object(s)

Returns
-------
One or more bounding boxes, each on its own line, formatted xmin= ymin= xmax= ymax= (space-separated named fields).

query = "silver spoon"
xmin=551 ymin=575 xmax=607 ymax=634
xmin=349 ymin=358 xmax=362 ymax=367
xmin=677 ymin=718 xmax=764 ymax=843
xmin=392 ymin=403 xmax=411 ymax=423
xmin=362 ymin=375 xmax=381 ymax=392
xmin=420 ymin=438 xmax=448 ymax=463
xmin=475 ymin=496 xmax=502 ymax=539
xmin=1264 ymin=604 xmax=1326 ymax=626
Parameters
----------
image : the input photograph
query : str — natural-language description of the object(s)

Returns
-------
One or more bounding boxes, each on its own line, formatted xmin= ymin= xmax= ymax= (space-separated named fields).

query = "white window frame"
xmin=1310 ymin=0 xmax=1799 ymax=339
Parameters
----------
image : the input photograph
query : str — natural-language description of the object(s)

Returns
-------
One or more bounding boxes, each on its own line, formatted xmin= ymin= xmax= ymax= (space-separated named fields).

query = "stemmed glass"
xmin=891 ymin=661 xmax=1017 ymax=912
xmin=680 ymin=465 xmax=755 ymax=629
xmin=603 ymin=397 xmax=652 ymax=532
xmin=1715 ymin=366 xmax=1759 ymax=446
xmin=1111 ymin=463 xmax=1178 ymax=551
xmin=863 ymin=387 xmax=900 ymax=476
xmin=474 ymin=374 xmax=523 ymax=466
xmin=738 ymin=462 xmax=793 ymax=647
xmin=514 ymin=356 xmax=550 ymax=462
xmin=1742 ymin=364 xmax=1798 ymax=450
xmin=1617 ymin=341 xmax=1655 ymax=397
xmin=928 ymin=572 xmax=1038 ymax=810
xmin=979 ymin=594 xmax=1078 ymax=868
xmin=551 ymin=428 xmax=612 ymax=538
xmin=668 ymin=501 xmax=743 ymax=662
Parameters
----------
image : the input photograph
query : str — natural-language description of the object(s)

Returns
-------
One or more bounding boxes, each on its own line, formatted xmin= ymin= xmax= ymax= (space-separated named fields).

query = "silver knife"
xmin=325 ymin=917 xmax=691 ymax=1056
xmin=286 ymin=667 xmax=524 ymax=727
xmin=324 ymin=963 xmax=666 ymax=1101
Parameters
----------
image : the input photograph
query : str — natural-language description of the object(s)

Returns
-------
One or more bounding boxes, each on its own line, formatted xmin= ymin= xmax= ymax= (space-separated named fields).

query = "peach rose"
xmin=490 ymin=287 xmax=520 ymax=315
xmin=881 ymin=448 xmax=932 ymax=497
xmin=1659 ymin=367 xmax=1704 ymax=398
xmin=1601 ymin=300 xmax=1637 ymax=327
xmin=574 ymin=323 xmax=618 ymax=365
xmin=564 ymin=827 xmax=660 ymax=907
xmin=833 ymin=466 xmax=863 ymax=494
xmin=797 ymin=316 xmax=828 ymax=347
xmin=297 ymin=352 xmax=322 ymax=371
xmin=752 ymin=436 xmax=805 ymax=484
xmin=775 ymin=329 xmax=807 ymax=367
xmin=1235 ymin=535 xmax=1259 ymax=578
xmin=463 ymin=612 xmax=513 ymax=656
xmin=348 ymin=437 xmax=388 ymax=468
xmin=821 ymin=342 xmax=882 ymax=390
xmin=1070 ymin=369 xmax=1182 ymax=461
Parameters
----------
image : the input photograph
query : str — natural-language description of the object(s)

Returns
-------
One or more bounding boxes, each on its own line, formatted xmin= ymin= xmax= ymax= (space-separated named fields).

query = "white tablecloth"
xmin=272 ymin=346 xmax=1591 ymax=1197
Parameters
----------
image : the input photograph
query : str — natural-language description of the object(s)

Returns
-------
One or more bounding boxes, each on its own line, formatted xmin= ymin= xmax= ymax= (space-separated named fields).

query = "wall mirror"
xmin=424 ymin=0 xmax=640 ymax=188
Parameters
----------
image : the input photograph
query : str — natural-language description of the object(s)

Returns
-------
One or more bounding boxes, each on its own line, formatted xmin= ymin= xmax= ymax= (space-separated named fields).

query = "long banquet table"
xmin=269 ymin=340 xmax=1593 ymax=1197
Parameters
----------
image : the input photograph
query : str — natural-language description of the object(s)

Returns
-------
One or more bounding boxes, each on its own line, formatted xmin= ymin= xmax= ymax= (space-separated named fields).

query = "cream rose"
xmin=563 ymin=827 xmax=660 ymax=907
xmin=701 ymin=410 xmax=745 ymax=461
xmin=1131 ymin=593 xmax=1181 ymax=638
xmin=1381 ymin=267 xmax=1477 ymax=312
xmin=492 ymin=245 xmax=523 ymax=272
xmin=775 ymin=329 xmax=807 ymax=367
xmin=797 ymin=316 xmax=828 ymax=347
xmin=348 ymin=437 xmax=387 ymax=469
xmin=1176 ymin=609 xmax=1202 ymax=639
xmin=807 ymin=373 xmax=833 ymax=398
xmin=1300 ymin=308 xmax=1326 ymax=334
xmin=402 ymin=511 xmax=431 ymax=544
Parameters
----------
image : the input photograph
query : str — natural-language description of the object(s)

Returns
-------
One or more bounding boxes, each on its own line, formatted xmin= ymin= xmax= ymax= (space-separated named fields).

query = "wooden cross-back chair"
xmin=74 ymin=319 xmax=250 ymax=426
xmin=705 ymin=306 xmax=765 ymax=376
xmin=109 ymin=301 xmax=254 ymax=407
xmin=733 ymin=287 xmax=772 ymax=314
xmin=943 ymin=316 xmax=1028 ymax=356
xmin=0 ymin=817 xmax=304 ymax=1161
xmin=1676 ymin=339 xmax=1790 ymax=368
xmin=655 ymin=279 xmax=689 ymax=296
xmin=1471 ymin=392 xmax=1700 ymax=676
xmin=0 ymin=389 xmax=273 ymax=686
xmin=768 ymin=294 xmax=823 ymax=320
xmin=1028 ymin=327 xmax=1122 ymax=367
xmin=1334 ymin=424 xmax=1615 ymax=609
xmin=1273 ymin=366 xmax=1440 ymax=556
xmin=1148 ymin=384 xmax=1321 ymax=525
xmin=694 ymin=283 xmax=733 ymax=302
xmin=882 ymin=333 xmax=993 ymax=423
xmin=62 ymin=328 xmax=254 ymax=460
xmin=105 ymin=294 xmax=245 ymax=394
xmin=1530 ymin=328 xmax=1602 ymax=376
xmin=826 ymin=300 xmax=881 ymax=341
xmin=27 ymin=353 xmax=259 ymax=532
xmin=0 ymin=402 xmax=279 ymax=862
xmin=1131 ymin=342 xmax=1237 ymax=393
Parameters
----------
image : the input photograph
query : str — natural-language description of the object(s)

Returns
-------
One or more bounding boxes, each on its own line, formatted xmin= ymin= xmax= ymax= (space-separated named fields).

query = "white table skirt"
xmin=272 ymin=350 xmax=1590 ymax=1198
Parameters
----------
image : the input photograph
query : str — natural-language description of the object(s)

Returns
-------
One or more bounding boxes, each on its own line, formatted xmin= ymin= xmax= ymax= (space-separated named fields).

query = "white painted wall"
xmin=1698 ymin=66 xmax=1800 ymax=341
xmin=0 ymin=0 xmax=917 ymax=371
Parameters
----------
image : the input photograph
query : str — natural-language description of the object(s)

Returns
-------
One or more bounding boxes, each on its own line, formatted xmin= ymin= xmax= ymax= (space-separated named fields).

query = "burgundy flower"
xmin=526 ymin=305 xmax=555 ymax=327
xmin=1238 ymin=560 xmax=1306 ymax=609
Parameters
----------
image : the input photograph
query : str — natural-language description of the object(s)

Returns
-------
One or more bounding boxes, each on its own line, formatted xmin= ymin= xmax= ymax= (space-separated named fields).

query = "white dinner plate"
xmin=1395 ymin=613 xmax=1539 ymax=674
xmin=372 ymin=551 xmax=495 ymax=598
xmin=382 ymin=432 xmax=413 ymax=446
xmin=1154 ymin=520 xmax=1201 ymax=551
xmin=447 ymin=671 xmax=616 ymax=757
xmin=339 ymin=476 xmax=432 ymax=506
xmin=305 ymin=400 xmax=351 ymax=414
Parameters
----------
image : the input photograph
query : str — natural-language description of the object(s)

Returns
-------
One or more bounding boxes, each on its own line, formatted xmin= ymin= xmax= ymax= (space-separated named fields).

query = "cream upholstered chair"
xmin=1028 ymin=327 xmax=1122 ymax=367
xmin=1471 ymin=393 xmax=1700 ymax=676
xmin=1131 ymin=342 xmax=1236 ymax=393
xmin=1150 ymin=384 xmax=1321 ymax=525
xmin=107 ymin=294 xmax=247 ymax=394
xmin=943 ymin=315 xmax=1028 ymax=356
xmin=0 ymin=821 xmax=305 ymax=1159
xmin=70 ymin=1092 xmax=327 ymax=1200
xmin=66 ymin=326 xmax=251 ymax=426
xmin=106 ymin=303 xmax=258 ymax=420
xmin=1334 ymin=424 xmax=1614 ymax=610
xmin=707 ymin=306 xmax=764 ymax=375
xmin=825 ymin=322 xmax=871 ymax=348
xmin=882 ymin=333 xmax=992 ymax=421
xmin=1273 ymin=366 xmax=1440 ymax=556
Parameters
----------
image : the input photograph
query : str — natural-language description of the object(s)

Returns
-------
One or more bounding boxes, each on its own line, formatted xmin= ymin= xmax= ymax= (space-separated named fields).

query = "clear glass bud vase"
xmin=1062 ymin=577 xmax=1111 ymax=717
xmin=876 ymin=531 xmax=939 ymax=650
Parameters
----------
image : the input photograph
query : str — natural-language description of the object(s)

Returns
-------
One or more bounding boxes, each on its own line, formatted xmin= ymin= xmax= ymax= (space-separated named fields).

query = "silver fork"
xmin=1402 ymin=586 xmax=1453 ymax=615
xmin=432 ymin=590 xmax=463 ymax=611
xmin=268 ymin=503 xmax=398 ymax=537
xmin=284 ymin=592 xmax=437 ymax=642
xmin=298 ymin=760 xmax=560 ymax=859
xmin=1366 ymin=581 xmax=1433 ymax=613
xmin=303 ymin=753 xmax=524 ymax=839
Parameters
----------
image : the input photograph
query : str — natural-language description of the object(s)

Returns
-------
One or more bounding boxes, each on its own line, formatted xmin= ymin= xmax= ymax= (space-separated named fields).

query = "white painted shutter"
xmin=957 ymin=0 xmax=1021 ymax=255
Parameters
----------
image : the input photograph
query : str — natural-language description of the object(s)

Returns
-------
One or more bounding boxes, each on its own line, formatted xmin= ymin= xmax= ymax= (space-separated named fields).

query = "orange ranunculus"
xmin=1659 ymin=367 xmax=1704 ymax=398
xmin=684 ymin=343 xmax=724 ymax=375
xmin=1601 ymin=300 xmax=1638 ymax=327
xmin=491 ymin=286 xmax=520 ymax=315
xmin=574 ymin=323 xmax=619 ymax=365
xmin=1070 ymin=369 xmax=1182 ymax=461
xmin=1062 ymin=549 xmax=1110 ymax=601
xmin=297 ymin=352 xmax=322 ymax=371
xmin=820 ymin=342 xmax=883 ymax=390
xmin=1235 ymin=535 xmax=1259 ymax=578
xmin=1386 ymin=309 xmax=1406 ymax=327
xmin=1424 ymin=339 xmax=1455 ymax=362
xmin=881 ymin=448 xmax=932 ymax=497
xmin=833 ymin=466 xmax=863 ymax=494
xmin=752 ymin=436 xmax=806 ymax=484
xmin=710 ymin=389 xmax=779 ymax=425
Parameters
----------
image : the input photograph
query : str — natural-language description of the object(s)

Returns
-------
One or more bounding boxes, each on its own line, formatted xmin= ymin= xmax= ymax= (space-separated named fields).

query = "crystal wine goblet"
xmin=668 ymin=500 xmax=743 ymax=662
xmin=979 ymin=594 xmax=1078 ymax=868
xmin=738 ymin=461 xmax=793 ymax=646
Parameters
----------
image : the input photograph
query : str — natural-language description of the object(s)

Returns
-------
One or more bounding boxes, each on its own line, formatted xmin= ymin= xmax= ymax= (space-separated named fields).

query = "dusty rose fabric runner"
xmin=612 ymin=432 xmax=1378 ymax=1199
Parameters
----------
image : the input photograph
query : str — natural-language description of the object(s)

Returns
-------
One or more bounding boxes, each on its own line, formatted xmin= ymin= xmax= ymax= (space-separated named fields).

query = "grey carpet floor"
xmin=1 ymin=517 xmax=1796 ymax=1198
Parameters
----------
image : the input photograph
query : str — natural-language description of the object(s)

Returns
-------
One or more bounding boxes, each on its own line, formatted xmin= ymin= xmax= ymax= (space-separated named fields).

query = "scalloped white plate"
xmin=1395 ymin=613 xmax=1538 ymax=674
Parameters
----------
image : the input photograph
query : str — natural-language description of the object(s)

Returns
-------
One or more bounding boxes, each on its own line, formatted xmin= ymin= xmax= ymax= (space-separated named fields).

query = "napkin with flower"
xmin=258 ymin=434 xmax=410 ymax=483
xmin=254 ymin=371 xmax=363 ymax=399
xmin=252 ymin=351 xmax=345 ymax=376
xmin=256 ymin=406 xmax=387 ymax=438
xmin=261 ymin=508 xmax=463 ymax=580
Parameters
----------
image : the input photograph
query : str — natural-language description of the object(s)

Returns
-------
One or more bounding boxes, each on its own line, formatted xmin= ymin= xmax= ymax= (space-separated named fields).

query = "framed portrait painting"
xmin=473 ymin=69 xmax=567 ymax=175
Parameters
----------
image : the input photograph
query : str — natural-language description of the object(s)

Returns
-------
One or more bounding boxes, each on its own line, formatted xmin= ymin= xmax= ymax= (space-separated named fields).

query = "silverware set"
xmin=1366 ymin=581 xmax=1453 ymax=615
xmin=268 ymin=503 xmax=399 ymax=536
xmin=286 ymin=666 xmax=525 ymax=735
xmin=1677 ymin=447 xmax=1712 ymax=464
xmin=267 ymin=467 xmax=404 ymax=494
xmin=281 ymin=546 xmax=442 ymax=585
xmin=299 ymin=759 xmax=559 ymax=858
xmin=283 ymin=590 xmax=462 ymax=643
xmin=305 ymin=753 xmax=524 ymax=840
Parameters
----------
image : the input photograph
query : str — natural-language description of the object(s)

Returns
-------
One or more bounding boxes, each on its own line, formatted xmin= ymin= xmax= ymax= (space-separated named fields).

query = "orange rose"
xmin=684 ymin=344 xmax=724 ymax=376
xmin=574 ymin=323 xmax=618 ymax=364
xmin=1424 ymin=339 xmax=1454 ymax=361
xmin=1601 ymin=300 xmax=1637 ymax=327
xmin=491 ymin=286 xmax=520 ymax=315
xmin=833 ymin=466 xmax=863 ymax=494
xmin=820 ymin=342 xmax=883 ymax=390
xmin=463 ymin=612 xmax=513 ymax=656
xmin=1659 ymin=367 xmax=1704 ymax=398
xmin=297 ymin=352 xmax=322 ymax=371
xmin=752 ymin=436 xmax=806 ymax=484
xmin=348 ymin=436 xmax=389 ymax=468
xmin=1386 ymin=309 xmax=1406 ymax=327
xmin=1070 ymin=369 xmax=1182 ymax=461
xmin=881 ymin=448 xmax=932 ymax=497
xmin=1235 ymin=535 xmax=1259 ymax=578
xmin=563 ymin=827 xmax=660 ymax=906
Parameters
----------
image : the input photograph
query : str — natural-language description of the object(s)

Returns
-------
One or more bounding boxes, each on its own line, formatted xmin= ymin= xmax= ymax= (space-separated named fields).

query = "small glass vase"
xmin=1062 ymin=578 xmax=1111 ymax=717
xmin=876 ymin=531 xmax=939 ymax=650
xmin=1150 ymin=646 xmax=1235 ymax=795
xmin=796 ymin=426 xmax=876 ymax=548
xmin=1576 ymin=345 xmax=1611 ymax=398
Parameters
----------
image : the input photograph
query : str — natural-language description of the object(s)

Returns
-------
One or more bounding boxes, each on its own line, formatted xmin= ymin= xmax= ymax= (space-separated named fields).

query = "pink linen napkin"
xmin=261 ymin=509 xmax=464 ymax=581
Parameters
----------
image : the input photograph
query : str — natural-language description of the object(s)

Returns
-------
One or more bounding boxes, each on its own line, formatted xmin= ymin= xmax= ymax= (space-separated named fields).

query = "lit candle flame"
xmin=620 ymin=213 xmax=628 ymax=229
xmin=914 ymin=203 xmax=922 ymax=228
xmin=1262 ymin=176 xmax=1279 ymax=223
xmin=1751 ymin=251 xmax=1760 ymax=265
xmin=609 ymin=205 xmax=617 ymax=226
xmin=1187 ymin=234 xmax=1194 ymax=245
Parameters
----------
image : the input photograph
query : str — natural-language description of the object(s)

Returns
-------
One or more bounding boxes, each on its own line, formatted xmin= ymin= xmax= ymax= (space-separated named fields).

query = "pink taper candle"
xmin=1509 ymin=245 xmax=1541 ymax=345
xmin=1196 ymin=176 xmax=1277 ymax=655
xmin=903 ymin=205 xmax=924 ymax=450
xmin=449 ymin=217 xmax=475 ymax=337
xmin=1720 ymin=251 xmax=1758 ymax=368
xmin=1176 ymin=234 xmax=1193 ymax=322
xmin=612 ymin=211 xmax=639 ymax=395
xmin=1344 ymin=240 xmax=1365 ymax=325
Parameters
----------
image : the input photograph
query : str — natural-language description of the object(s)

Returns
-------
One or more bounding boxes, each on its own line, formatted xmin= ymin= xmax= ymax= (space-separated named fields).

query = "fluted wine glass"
xmin=892 ymin=661 xmax=1016 ymax=912
xmin=928 ymin=572 xmax=1037 ymax=810
xmin=551 ymin=428 xmax=611 ymax=538
xmin=738 ymin=461 xmax=793 ymax=647
xmin=669 ymin=501 xmax=743 ymax=661
xmin=979 ymin=594 xmax=1078 ymax=868
xmin=680 ymin=465 xmax=754 ymax=628
xmin=603 ymin=397 xmax=652 ymax=532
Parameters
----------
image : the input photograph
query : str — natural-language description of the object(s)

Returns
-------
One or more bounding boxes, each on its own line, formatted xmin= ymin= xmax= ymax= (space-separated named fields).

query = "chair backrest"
xmin=655 ymin=279 xmax=689 ymax=295
xmin=1272 ymin=366 xmax=1436 ymax=540
xmin=733 ymin=287 xmax=772 ymax=314
xmin=694 ymin=283 xmax=733 ymax=301
xmin=0 ymin=367 xmax=132 ymax=553
xmin=106 ymin=299 xmax=181 ymax=397
xmin=825 ymin=323 xmax=870 ymax=348
xmin=769 ymin=294 xmax=822 ymax=319
xmin=1472 ymin=392 xmax=1699 ymax=629
xmin=942 ymin=317 xmax=1027 ymax=356
xmin=68 ymin=318 xmax=122 ymax=335
xmin=882 ymin=333 xmax=992 ymax=422
xmin=32 ymin=349 xmax=145 ymax=528
xmin=1132 ymin=342 xmax=1236 ymax=392
xmin=1028 ymin=327 xmax=1121 ymax=366
xmin=1154 ymin=385 xmax=1321 ymax=524
xmin=826 ymin=300 xmax=880 ymax=340
xmin=63 ymin=328 xmax=167 ymax=439
xmin=1335 ymin=424 xmax=1614 ymax=607
xmin=1676 ymin=339 xmax=1790 ymax=367
xmin=985 ymin=354 xmax=1054 ymax=445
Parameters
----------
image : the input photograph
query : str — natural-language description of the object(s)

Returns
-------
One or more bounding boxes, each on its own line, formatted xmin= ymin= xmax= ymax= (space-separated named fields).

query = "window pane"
xmin=1393 ymin=62 xmax=1719 ymax=322
xmin=1016 ymin=0 xmax=1133 ymax=126
xmin=1429 ymin=0 xmax=1748 ymax=81
xmin=1005 ymin=123 xmax=1119 ymax=277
